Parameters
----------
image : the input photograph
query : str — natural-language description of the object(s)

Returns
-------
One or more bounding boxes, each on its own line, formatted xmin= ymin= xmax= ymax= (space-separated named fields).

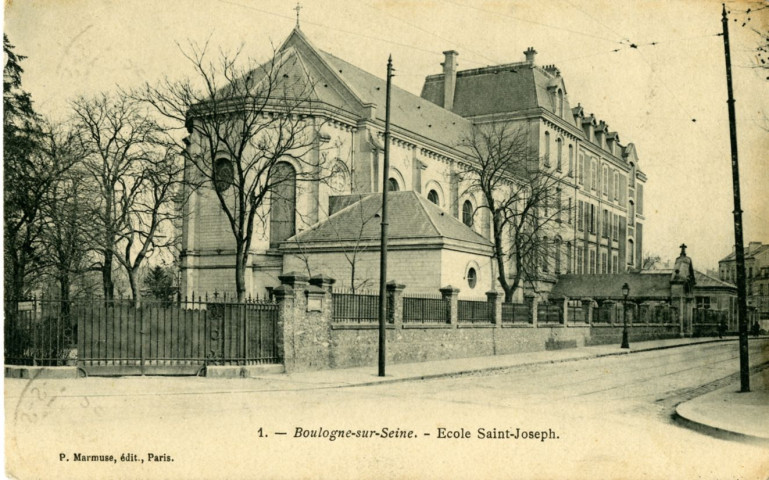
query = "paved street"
xmin=5 ymin=340 xmax=769 ymax=480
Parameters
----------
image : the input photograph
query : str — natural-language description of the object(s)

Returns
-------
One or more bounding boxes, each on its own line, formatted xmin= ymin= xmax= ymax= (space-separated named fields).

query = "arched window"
xmin=214 ymin=158 xmax=234 ymax=192
xmin=544 ymin=131 xmax=551 ymax=166
xmin=269 ymin=162 xmax=296 ymax=248
xmin=556 ymin=138 xmax=563 ymax=171
xmin=427 ymin=189 xmax=439 ymax=205
xmin=387 ymin=177 xmax=399 ymax=192
xmin=568 ymin=144 xmax=574 ymax=176
xmin=629 ymin=200 xmax=635 ymax=220
xmin=628 ymin=239 xmax=635 ymax=266
xmin=467 ymin=267 xmax=477 ymax=289
xmin=462 ymin=200 xmax=474 ymax=227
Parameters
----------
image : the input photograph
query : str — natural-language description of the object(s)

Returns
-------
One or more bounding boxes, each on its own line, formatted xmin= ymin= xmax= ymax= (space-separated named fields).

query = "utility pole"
xmin=721 ymin=4 xmax=750 ymax=392
xmin=378 ymin=55 xmax=393 ymax=377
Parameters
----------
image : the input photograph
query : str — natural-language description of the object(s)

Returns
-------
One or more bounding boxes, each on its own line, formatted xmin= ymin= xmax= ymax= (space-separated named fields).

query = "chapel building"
xmin=179 ymin=28 xmax=646 ymax=299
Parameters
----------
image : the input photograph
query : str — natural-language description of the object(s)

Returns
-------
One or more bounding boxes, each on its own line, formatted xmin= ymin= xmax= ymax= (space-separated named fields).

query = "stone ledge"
xmin=5 ymin=366 xmax=80 ymax=379
xmin=401 ymin=323 xmax=452 ymax=329
xmin=457 ymin=323 xmax=496 ymax=328
xmin=330 ymin=324 xmax=396 ymax=330
xmin=205 ymin=364 xmax=285 ymax=378
xmin=501 ymin=323 xmax=534 ymax=328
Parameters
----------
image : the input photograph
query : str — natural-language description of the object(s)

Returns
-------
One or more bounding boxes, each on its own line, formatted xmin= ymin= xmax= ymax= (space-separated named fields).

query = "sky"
xmin=4 ymin=0 xmax=768 ymax=271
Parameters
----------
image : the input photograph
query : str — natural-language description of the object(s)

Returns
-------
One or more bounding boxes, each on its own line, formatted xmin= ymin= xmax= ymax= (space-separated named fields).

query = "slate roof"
xmin=421 ymin=64 xmax=576 ymax=127
xmin=286 ymin=191 xmax=492 ymax=248
xmin=645 ymin=269 xmax=736 ymax=291
xmin=694 ymin=271 xmax=737 ymax=290
xmin=719 ymin=244 xmax=769 ymax=262
xmin=549 ymin=273 xmax=672 ymax=300
xmin=317 ymin=50 xmax=471 ymax=148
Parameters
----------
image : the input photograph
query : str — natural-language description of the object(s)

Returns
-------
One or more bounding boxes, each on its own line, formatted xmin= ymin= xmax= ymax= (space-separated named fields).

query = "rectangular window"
xmin=637 ymin=184 xmax=644 ymax=215
xmin=589 ymin=203 xmax=596 ymax=234
xmin=612 ymin=254 xmax=619 ymax=273
xmin=557 ymin=189 xmax=562 ymax=223
xmin=591 ymin=160 xmax=597 ymax=191
xmin=603 ymin=166 xmax=609 ymax=197
xmin=577 ymin=201 xmax=584 ymax=231
xmin=577 ymin=247 xmax=584 ymax=275
xmin=614 ymin=171 xmax=619 ymax=201
xmin=608 ymin=169 xmax=614 ymax=203
xmin=589 ymin=249 xmax=596 ymax=274
xmin=601 ymin=252 xmax=608 ymax=274
xmin=602 ymin=209 xmax=609 ymax=238
xmin=578 ymin=155 xmax=585 ymax=185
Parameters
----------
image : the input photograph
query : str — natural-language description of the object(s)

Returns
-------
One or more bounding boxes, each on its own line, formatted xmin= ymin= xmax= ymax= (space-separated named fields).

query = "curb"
xmin=673 ymin=407 xmax=769 ymax=446
xmin=206 ymin=364 xmax=286 ymax=378
xmin=5 ymin=366 xmax=80 ymax=379
xmin=297 ymin=338 xmax=733 ymax=389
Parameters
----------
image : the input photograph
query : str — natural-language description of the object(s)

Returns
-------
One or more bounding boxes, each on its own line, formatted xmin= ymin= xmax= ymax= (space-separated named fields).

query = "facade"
xmin=179 ymin=28 xmax=647 ymax=299
xmin=718 ymin=241 xmax=769 ymax=322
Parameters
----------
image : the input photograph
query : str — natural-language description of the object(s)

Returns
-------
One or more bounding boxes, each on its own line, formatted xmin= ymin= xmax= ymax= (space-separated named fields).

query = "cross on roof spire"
xmin=294 ymin=2 xmax=302 ymax=28
xmin=680 ymin=243 xmax=687 ymax=257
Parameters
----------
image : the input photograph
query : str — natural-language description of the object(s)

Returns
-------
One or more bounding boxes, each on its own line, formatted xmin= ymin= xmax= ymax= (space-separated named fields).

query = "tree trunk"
xmin=102 ymin=249 xmax=114 ymax=301
xmin=491 ymin=211 xmax=515 ymax=303
xmin=128 ymin=268 xmax=141 ymax=308
xmin=235 ymin=244 xmax=246 ymax=302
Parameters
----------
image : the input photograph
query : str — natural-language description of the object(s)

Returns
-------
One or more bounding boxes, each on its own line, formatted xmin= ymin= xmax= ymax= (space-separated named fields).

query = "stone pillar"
xmin=582 ymin=298 xmax=594 ymax=325
xmin=273 ymin=284 xmax=295 ymax=371
xmin=486 ymin=290 xmax=502 ymax=327
xmin=526 ymin=294 xmax=537 ymax=327
xmin=440 ymin=285 xmax=460 ymax=327
xmin=562 ymin=297 xmax=569 ymax=327
xmin=277 ymin=272 xmax=334 ymax=372
xmin=309 ymin=274 xmax=336 ymax=293
xmin=386 ymin=281 xmax=405 ymax=328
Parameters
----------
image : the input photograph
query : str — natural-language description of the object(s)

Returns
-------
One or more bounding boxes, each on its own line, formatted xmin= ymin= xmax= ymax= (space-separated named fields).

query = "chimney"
xmin=441 ymin=50 xmax=458 ymax=111
xmin=524 ymin=47 xmax=537 ymax=64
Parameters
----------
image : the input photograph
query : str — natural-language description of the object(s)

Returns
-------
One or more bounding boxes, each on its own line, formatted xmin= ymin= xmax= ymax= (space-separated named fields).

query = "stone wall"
xmin=274 ymin=275 xmax=685 ymax=372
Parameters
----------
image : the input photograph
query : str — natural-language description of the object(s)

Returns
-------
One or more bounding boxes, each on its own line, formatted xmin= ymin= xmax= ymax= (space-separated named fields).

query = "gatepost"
xmin=486 ymin=290 xmax=502 ymax=327
xmin=526 ymin=294 xmax=537 ymax=327
xmin=386 ymin=281 xmax=405 ymax=328
xmin=440 ymin=286 xmax=459 ymax=327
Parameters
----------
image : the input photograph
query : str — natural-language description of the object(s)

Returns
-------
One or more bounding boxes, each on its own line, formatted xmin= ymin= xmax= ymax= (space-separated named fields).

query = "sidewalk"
xmin=675 ymin=370 xmax=769 ymax=444
xmin=268 ymin=337 xmax=733 ymax=389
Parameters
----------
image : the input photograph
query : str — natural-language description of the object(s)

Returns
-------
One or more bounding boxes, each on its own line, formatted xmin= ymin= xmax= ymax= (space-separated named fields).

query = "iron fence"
xmin=4 ymin=297 xmax=280 ymax=373
xmin=567 ymin=302 xmax=587 ymax=323
xmin=403 ymin=294 xmax=450 ymax=324
xmin=501 ymin=303 xmax=530 ymax=324
xmin=458 ymin=299 xmax=492 ymax=324
xmin=332 ymin=290 xmax=387 ymax=324
xmin=537 ymin=303 xmax=563 ymax=324
xmin=638 ymin=304 xmax=676 ymax=324
xmin=693 ymin=308 xmax=728 ymax=325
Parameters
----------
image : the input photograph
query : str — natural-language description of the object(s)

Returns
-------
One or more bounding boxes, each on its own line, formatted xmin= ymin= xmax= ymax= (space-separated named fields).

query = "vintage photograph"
xmin=3 ymin=0 xmax=769 ymax=478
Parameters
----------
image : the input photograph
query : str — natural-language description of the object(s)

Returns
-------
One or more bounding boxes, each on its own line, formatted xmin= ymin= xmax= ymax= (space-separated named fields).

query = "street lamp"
xmin=621 ymin=283 xmax=630 ymax=349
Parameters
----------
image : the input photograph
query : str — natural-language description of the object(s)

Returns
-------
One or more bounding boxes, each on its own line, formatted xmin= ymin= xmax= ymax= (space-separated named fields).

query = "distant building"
xmin=718 ymin=241 xmax=769 ymax=323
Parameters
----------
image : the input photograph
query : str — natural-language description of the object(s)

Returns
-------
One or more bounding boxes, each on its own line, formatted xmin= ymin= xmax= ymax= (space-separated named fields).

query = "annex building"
xmin=179 ymin=28 xmax=647 ymax=299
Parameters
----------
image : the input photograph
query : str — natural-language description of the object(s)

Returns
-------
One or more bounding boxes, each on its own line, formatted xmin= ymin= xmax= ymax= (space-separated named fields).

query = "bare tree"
xmin=290 ymin=195 xmax=378 ymax=293
xmin=642 ymin=253 xmax=662 ymax=270
xmin=137 ymin=41 xmax=324 ymax=301
xmin=72 ymin=92 xmax=180 ymax=305
xmin=458 ymin=121 xmax=572 ymax=303
xmin=37 ymin=123 xmax=94 ymax=304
